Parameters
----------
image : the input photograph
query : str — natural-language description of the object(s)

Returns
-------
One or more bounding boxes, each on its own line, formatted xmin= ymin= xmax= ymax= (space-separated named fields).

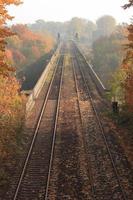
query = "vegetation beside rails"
xmin=0 ymin=75 xmax=27 ymax=193
xmin=105 ymin=101 xmax=133 ymax=132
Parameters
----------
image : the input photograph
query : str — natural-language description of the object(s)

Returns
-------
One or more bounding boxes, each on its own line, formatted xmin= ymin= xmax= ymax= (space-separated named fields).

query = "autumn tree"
xmin=122 ymin=0 xmax=133 ymax=108
xmin=6 ymin=24 xmax=55 ymax=68
xmin=0 ymin=0 xmax=26 ymax=188
xmin=0 ymin=0 xmax=22 ymax=76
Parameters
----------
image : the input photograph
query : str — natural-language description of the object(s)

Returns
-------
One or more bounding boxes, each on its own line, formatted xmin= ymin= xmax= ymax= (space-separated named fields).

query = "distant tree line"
xmin=6 ymin=24 xmax=55 ymax=70
xmin=29 ymin=15 xmax=119 ymax=45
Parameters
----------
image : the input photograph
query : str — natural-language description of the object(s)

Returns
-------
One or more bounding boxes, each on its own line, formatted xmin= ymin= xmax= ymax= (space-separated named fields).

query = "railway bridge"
xmin=7 ymin=41 xmax=132 ymax=200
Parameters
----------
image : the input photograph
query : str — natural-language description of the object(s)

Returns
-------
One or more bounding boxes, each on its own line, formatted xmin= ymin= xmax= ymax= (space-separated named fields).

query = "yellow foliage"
xmin=0 ymin=75 xmax=26 ymax=160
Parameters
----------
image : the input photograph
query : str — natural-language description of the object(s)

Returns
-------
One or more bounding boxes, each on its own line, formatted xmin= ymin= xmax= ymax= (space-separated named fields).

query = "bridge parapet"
xmin=74 ymin=42 xmax=108 ymax=96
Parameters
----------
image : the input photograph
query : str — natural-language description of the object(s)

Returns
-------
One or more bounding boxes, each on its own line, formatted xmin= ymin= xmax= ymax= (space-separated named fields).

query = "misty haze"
xmin=0 ymin=0 xmax=133 ymax=200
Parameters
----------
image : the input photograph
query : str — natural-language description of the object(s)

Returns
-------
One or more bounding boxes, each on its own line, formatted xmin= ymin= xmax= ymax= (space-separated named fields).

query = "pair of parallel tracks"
xmin=13 ymin=43 xmax=127 ymax=200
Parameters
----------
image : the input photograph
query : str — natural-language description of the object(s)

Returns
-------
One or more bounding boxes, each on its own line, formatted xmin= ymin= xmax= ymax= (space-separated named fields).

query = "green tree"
xmin=85 ymin=20 xmax=96 ymax=43
xmin=96 ymin=15 xmax=116 ymax=37
xmin=92 ymin=31 xmax=125 ymax=86
xmin=122 ymin=0 xmax=133 ymax=108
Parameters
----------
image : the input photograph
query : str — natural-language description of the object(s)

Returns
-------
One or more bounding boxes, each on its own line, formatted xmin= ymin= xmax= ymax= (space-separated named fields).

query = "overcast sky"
xmin=8 ymin=0 xmax=133 ymax=24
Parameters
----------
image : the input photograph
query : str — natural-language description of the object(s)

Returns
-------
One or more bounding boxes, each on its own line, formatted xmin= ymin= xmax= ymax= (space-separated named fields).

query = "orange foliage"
xmin=0 ymin=0 xmax=22 ymax=76
xmin=0 ymin=75 xmax=26 ymax=159
xmin=5 ymin=49 xmax=14 ymax=63
xmin=0 ymin=76 xmax=23 ymax=116
xmin=31 ymin=46 xmax=41 ymax=58
xmin=0 ymin=0 xmax=26 ymax=165
xmin=12 ymin=24 xmax=40 ymax=41
xmin=6 ymin=24 xmax=55 ymax=67
xmin=11 ymin=24 xmax=55 ymax=50
xmin=0 ymin=0 xmax=21 ymax=26
xmin=12 ymin=49 xmax=26 ymax=64
xmin=5 ymin=48 xmax=26 ymax=67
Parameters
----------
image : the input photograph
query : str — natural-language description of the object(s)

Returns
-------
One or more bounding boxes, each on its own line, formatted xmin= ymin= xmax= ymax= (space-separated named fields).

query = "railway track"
xmin=71 ymin=55 xmax=95 ymax=199
xmin=10 ymin=41 xmax=132 ymax=200
xmin=45 ymin=52 xmax=93 ymax=200
xmin=13 ymin=54 xmax=64 ymax=200
xmin=72 ymin=43 xmax=128 ymax=200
